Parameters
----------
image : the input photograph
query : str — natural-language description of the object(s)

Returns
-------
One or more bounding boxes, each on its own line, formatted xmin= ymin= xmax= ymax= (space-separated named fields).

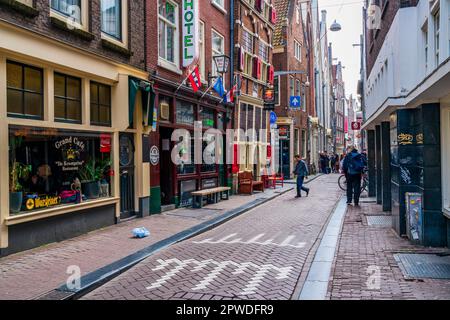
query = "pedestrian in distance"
xmin=331 ymin=153 xmax=337 ymax=173
xmin=342 ymin=146 xmax=367 ymax=206
xmin=293 ymin=155 xmax=310 ymax=198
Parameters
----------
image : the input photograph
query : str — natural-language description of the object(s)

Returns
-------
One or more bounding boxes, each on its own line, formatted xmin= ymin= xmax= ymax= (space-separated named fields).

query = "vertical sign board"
xmin=182 ymin=0 xmax=199 ymax=68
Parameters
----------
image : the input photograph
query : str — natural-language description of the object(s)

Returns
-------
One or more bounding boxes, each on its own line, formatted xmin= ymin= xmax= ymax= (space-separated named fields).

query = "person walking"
xmin=330 ymin=153 xmax=337 ymax=173
xmin=293 ymin=155 xmax=310 ymax=198
xmin=342 ymin=146 xmax=367 ymax=206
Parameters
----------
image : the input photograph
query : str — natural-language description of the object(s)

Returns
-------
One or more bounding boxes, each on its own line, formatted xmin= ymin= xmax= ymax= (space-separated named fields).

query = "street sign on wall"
xmin=290 ymin=96 xmax=301 ymax=109
xmin=182 ymin=0 xmax=199 ymax=67
xmin=351 ymin=122 xmax=361 ymax=130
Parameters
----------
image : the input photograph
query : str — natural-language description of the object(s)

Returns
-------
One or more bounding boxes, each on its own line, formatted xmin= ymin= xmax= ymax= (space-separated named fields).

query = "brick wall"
xmin=146 ymin=0 xmax=230 ymax=87
xmin=0 ymin=0 xmax=146 ymax=70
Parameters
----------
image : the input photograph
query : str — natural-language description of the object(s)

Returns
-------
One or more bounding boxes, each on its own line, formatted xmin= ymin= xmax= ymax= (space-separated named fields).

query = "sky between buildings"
xmin=319 ymin=0 xmax=364 ymax=99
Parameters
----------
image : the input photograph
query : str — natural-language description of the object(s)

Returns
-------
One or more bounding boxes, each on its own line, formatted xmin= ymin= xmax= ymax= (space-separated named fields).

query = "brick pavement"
xmin=328 ymin=202 xmax=450 ymax=300
xmin=83 ymin=174 xmax=343 ymax=300
xmin=0 ymin=184 xmax=293 ymax=300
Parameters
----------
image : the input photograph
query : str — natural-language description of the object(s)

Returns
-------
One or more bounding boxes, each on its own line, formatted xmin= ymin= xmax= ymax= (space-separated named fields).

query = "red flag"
xmin=188 ymin=66 xmax=202 ymax=93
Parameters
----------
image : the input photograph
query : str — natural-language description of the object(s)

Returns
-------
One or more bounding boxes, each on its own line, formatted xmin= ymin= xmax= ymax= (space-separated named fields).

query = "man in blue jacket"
xmin=293 ymin=155 xmax=310 ymax=198
xmin=342 ymin=146 xmax=367 ymax=206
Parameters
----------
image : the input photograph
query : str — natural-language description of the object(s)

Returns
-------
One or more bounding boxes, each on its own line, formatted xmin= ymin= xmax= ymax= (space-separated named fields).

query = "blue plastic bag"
xmin=132 ymin=227 xmax=150 ymax=238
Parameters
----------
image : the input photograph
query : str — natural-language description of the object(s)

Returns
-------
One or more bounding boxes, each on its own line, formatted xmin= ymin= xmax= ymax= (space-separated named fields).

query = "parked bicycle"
xmin=338 ymin=170 xmax=368 ymax=193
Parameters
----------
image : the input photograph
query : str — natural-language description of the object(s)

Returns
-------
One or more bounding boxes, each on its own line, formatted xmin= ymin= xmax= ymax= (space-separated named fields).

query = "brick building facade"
xmin=272 ymin=0 xmax=311 ymax=178
xmin=146 ymin=0 xmax=233 ymax=211
xmin=0 ymin=0 xmax=151 ymax=256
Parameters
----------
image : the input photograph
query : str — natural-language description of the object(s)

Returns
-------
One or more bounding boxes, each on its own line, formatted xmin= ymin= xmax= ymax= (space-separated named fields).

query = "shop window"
xmin=176 ymin=100 xmax=195 ymax=125
xmin=201 ymin=137 xmax=217 ymax=173
xmin=7 ymin=61 xmax=43 ymax=119
xmin=179 ymin=179 xmax=196 ymax=207
xmin=54 ymin=73 xmax=82 ymax=123
xmin=90 ymin=82 xmax=111 ymax=126
xmin=177 ymin=131 xmax=196 ymax=175
xmin=8 ymin=126 xmax=112 ymax=215
xmin=201 ymin=108 xmax=215 ymax=128
xmin=217 ymin=112 xmax=225 ymax=131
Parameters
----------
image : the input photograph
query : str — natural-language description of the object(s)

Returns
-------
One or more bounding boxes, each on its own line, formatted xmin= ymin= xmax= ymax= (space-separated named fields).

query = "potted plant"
xmin=9 ymin=161 xmax=32 ymax=213
xmin=78 ymin=159 xmax=111 ymax=199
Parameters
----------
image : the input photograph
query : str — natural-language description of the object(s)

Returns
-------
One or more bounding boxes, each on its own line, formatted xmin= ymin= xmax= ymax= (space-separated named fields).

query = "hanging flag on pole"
xmin=188 ymin=66 xmax=202 ymax=92
xmin=212 ymin=77 xmax=225 ymax=97
xmin=224 ymin=83 xmax=237 ymax=103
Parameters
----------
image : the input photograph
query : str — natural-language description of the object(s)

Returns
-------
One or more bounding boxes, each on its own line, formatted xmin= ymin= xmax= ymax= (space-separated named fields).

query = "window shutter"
xmin=255 ymin=0 xmax=263 ymax=12
xmin=270 ymin=7 xmax=277 ymax=24
xmin=257 ymin=58 xmax=262 ymax=79
xmin=252 ymin=56 xmax=258 ymax=78
xmin=268 ymin=65 xmax=274 ymax=84
xmin=239 ymin=48 xmax=245 ymax=71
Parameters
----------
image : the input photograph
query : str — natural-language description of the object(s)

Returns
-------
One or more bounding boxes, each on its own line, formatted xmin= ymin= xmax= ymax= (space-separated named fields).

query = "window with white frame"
xmin=212 ymin=0 xmax=225 ymax=10
xmin=199 ymin=21 xmax=205 ymax=81
xmin=51 ymin=0 xmax=81 ymax=22
xmin=158 ymin=0 xmax=178 ymax=65
xmin=434 ymin=9 xmax=440 ymax=67
xmin=259 ymin=40 xmax=269 ymax=83
xmin=212 ymin=29 xmax=225 ymax=79
xmin=294 ymin=40 xmax=302 ymax=62
xmin=242 ymin=29 xmax=254 ymax=53
xmin=422 ymin=21 xmax=428 ymax=72
xmin=101 ymin=0 xmax=122 ymax=40
xmin=263 ymin=0 xmax=271 ymax=20
xmin=296 ymin=79 xmax=301 ymax=96
xmin=296 ymin=5 xmax=300 ymax=24
xmin=242 ymin=29 xmax=254 ymax=77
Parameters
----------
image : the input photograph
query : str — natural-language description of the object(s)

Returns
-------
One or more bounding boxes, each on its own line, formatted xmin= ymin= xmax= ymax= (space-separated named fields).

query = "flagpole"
xmin=200 ymin=81 xmax=216 ymax=99
xmin=175 ymin=75 xmax=190 ymax=93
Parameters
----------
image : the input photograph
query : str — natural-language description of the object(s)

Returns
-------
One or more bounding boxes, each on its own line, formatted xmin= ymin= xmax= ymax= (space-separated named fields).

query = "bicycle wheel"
xmin=338 ymin=175 xmax=347 ymax=191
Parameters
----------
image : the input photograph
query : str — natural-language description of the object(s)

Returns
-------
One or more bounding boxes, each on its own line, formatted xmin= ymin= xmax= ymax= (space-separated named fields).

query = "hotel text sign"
xmin=182 ymin=0 xmax=199 ymax=67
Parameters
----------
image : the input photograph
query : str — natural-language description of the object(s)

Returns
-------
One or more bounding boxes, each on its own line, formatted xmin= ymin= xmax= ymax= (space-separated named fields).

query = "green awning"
xmin=129 ymin=77 xmax=155 ymax=128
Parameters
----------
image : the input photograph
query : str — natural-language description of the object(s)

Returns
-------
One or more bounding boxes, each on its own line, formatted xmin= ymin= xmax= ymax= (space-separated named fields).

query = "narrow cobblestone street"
xmin=83 ymin=174 xmax=342 ymax=300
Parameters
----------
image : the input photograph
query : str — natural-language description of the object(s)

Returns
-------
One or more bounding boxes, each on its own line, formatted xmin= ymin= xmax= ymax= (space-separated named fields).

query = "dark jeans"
xmin=296 ymin=176 xmax=309 ymax=196
xmin=346 ymin=173 xmax=362 ymax=204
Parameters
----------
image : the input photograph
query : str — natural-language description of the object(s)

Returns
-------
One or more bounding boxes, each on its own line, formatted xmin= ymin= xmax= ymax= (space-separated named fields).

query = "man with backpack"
xmin=293 ymin=155 xmax=310 ymax=198
xmin=342 ymin=146 xmax=367 ymax=206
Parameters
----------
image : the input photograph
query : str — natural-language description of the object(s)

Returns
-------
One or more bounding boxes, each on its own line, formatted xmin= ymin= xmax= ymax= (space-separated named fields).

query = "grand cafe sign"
xmin=182 ymin=0 xmax=199 ymax=67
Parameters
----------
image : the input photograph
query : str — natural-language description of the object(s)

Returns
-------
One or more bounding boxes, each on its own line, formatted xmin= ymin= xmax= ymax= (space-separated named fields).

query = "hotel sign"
xmin=182 ymin=0 xmax=199 ymax=67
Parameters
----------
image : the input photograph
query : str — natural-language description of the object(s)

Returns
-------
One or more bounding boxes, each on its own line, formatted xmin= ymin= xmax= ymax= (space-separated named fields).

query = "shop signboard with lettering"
xmin=182 ymin=0 xmax=199 ymax=67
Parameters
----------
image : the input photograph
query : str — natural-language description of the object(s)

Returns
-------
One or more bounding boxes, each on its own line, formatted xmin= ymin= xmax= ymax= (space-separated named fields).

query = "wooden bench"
xmin=238 ymin=171 xmax=264 ymax=194
xmin=192 ymin=186 xmax=231 ymax=208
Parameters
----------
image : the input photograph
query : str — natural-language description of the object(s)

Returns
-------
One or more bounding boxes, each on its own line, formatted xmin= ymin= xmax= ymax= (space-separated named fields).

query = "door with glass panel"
xmin=119 ymin=133 xmax=135 ymax=219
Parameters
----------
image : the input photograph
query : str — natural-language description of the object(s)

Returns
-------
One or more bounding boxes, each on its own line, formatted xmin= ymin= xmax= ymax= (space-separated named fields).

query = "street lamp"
xmin=208 ymin=54 xmax=230 ymax=87
xmin=330 ymin=20 xmax=342 ymax=32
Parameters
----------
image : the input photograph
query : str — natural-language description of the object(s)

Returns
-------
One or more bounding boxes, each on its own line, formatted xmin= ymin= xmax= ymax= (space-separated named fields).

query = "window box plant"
xmin=78 ymin=158 xmax=111 ymax=199
xmin=9 ymin=161 xmax=32 ymax=213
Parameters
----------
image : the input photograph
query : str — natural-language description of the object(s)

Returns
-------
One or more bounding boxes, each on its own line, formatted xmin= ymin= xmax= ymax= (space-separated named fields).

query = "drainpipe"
xmin=229 ymin=0 xmax=235 ymax=191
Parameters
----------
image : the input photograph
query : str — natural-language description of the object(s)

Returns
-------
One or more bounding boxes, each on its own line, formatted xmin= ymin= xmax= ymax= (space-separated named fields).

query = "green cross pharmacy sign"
xmin=182 ymin=0 xmax=199 ymax=67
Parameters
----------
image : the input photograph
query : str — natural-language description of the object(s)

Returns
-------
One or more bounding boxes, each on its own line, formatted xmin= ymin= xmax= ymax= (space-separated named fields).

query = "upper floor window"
xmin=212 ymin=30 xmax=225 ymax=78
xmin=294 ymin=40 xmax=302 ymax=62
xmin=242 ymin=29 xmax=254 ymax=53
xmin=158 ymin=0 xmax=178 ymax=64
xmin=54 ymin=73 xmax=82 ymax=123
xmin=274 ymin=75 xmax=280 ymax=105
xmin=51 ymin=0 xmax=81 ymax=23
xmin=199 ymin=21 xmax=205 ymax=81
xmin=259 ymin=41 xmax=269 ymax=62
xmin=434 ymin=10 xmax=440 ymax=66
xmin=212 ymin=0 xmax=225 ymax=10
xmin=7 ymin=61 xmax=43 ymax=119
xmin=101 ymin=0 xmax=122 ymax=40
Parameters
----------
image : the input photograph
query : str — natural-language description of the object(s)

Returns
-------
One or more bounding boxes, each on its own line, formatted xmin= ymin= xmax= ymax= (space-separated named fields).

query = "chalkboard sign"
xmin=142 ymin=134 xmax=150 ymax=163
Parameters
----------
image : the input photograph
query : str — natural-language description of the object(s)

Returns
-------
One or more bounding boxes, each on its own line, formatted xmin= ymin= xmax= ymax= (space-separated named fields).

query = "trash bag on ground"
xmin=132 ymin=227 xmax=150 ymax=238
